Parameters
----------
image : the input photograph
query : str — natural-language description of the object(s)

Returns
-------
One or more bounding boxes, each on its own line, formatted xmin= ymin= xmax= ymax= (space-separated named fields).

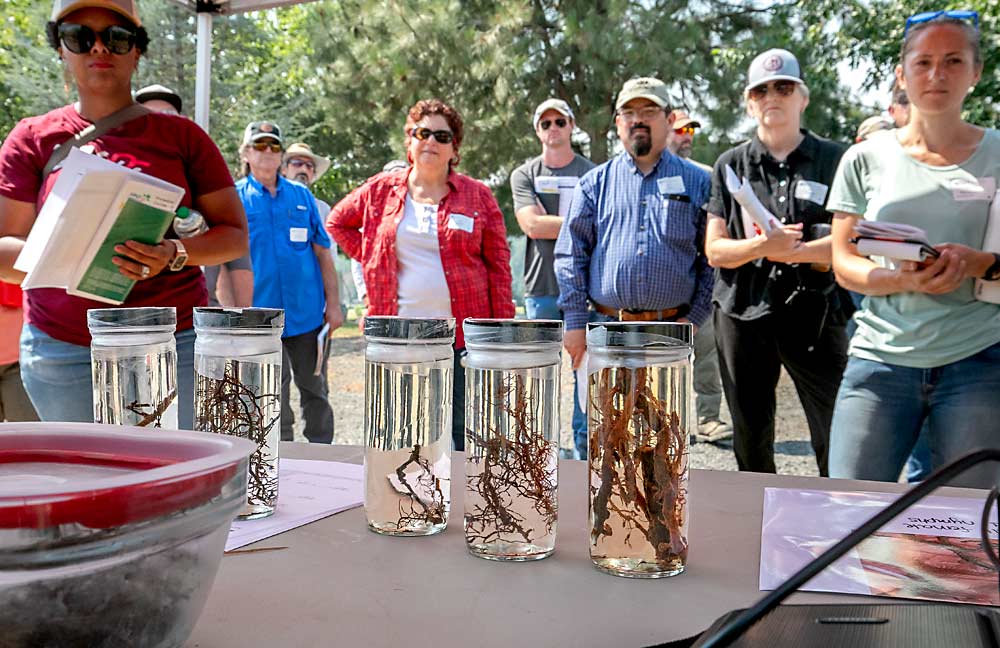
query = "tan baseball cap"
xmin=615 ymin=77 xmax=670 ymax=111
xmin=670 ymin=110 xmax=701 ymax=129
xmin=284 ymin=143 xmax=332 ymax=181
xmin=51 ymin=0 xmax=142 ymax=26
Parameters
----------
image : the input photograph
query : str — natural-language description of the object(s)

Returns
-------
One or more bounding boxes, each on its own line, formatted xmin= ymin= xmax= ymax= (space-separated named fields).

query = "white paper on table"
xmin=225 ymin=458 xmax=364 ymax=552
xmin=976 ymin=192 xmax=1000 ymax=303
xmin=724 ymin=165 xmax=780 ymax=234
xmin=759 ymin=487 xmax=999 ymax=605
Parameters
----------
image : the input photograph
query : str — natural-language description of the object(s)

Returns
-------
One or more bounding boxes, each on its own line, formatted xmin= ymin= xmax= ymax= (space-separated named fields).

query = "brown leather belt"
xmin=591 ymin=301 xmax=690 ymax=322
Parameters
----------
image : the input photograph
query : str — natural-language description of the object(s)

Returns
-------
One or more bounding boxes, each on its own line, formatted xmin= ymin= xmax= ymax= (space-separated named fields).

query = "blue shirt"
xmin=554 ymin=149 xmax=713 ymax=330
xmin=237 ymin=174 xmax=331 ymax=337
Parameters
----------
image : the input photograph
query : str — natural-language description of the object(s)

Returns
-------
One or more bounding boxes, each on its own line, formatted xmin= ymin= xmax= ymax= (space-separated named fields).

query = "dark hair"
xmin=890 ymin=80 xmax=908 ymax=107
xmin=46 ymin=20 xmax=150 ymax=56
xmin=405 ymin=99 xmax=464 ymax=151
xmin=900 ymin=16 xmax=982 ymax=67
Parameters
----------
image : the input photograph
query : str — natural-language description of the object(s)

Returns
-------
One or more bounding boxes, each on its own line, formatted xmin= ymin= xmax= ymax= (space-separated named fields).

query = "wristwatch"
xmin=983 ymin=253 xmax=1000 ymax=281
xmin=167 ymin=238 xmax=188 ymax=272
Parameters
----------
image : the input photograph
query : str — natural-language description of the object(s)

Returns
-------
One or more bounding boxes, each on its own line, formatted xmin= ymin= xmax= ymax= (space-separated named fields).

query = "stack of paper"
xmin=725 ymin=165 xmax=781 ymax=236
xmin=852 ymin=221 xmax=939 ymax=262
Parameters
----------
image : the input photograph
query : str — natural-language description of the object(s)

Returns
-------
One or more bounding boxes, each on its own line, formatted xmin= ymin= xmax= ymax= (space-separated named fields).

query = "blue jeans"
xmin=829 ymin=342 xmax=1000 ymax=489
xmin=20 ymin=324 xmax=197 ymax=429
xmin=525 ymin=295 xmax=587 ymax=459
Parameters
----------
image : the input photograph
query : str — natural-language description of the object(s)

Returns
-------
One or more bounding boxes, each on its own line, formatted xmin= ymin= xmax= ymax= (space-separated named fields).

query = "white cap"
xmin=532 ymin=99 xmax=574 ymax=129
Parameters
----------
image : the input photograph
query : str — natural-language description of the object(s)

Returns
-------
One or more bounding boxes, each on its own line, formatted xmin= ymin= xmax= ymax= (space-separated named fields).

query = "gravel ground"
xmin=290 ymin=318 xmax=820 ymax=478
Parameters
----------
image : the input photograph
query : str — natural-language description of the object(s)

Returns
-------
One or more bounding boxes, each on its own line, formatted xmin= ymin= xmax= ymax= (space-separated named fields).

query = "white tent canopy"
xmin=167 ymin=0 xmax=322 ymax=132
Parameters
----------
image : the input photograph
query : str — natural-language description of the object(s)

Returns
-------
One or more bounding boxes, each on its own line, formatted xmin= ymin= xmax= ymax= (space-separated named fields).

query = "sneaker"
xmin=696 ymin=419 xmax=733 ymax=444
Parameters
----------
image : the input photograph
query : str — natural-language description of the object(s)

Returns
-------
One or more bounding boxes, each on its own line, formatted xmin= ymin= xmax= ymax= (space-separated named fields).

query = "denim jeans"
xmin=20 ymin=324 xmax=197 ymax=429
xmin=525 ymin=295 xmax=587 ymax=459
xmin=829 ymin=341 xmax=1000 ymax=489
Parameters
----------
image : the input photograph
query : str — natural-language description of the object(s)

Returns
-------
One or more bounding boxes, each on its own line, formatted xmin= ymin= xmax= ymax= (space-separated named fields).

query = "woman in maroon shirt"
xmin=0 ymin=0 xmax=247 ymax=427
xmin=328 ymin=98 xmax=514 ymax=450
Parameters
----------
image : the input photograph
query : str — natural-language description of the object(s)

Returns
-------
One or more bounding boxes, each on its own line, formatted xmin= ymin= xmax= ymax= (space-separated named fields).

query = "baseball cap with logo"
xmin=745 ymin=49 xmax=803 ymax=93
xmin=615 ymin=77 xmax=671 ymax=111
xmin=670 ymin=110 xmax=701 ymax=130
xmin=532 ymin=99 xmax=575 ymax=129
xmin=51 ymin=0 xmax=141 ymax=26
xmin=242 ymin=121 xmax=283 ymax=146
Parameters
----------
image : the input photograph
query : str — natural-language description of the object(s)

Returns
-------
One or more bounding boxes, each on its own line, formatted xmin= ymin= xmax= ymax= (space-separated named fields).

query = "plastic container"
xmin=463 ymin=318 xmax=562 ymax=561
xmin=0 ymin=422 xmax=254 ymax=648
xmin=363 ymin=316 xmax=455 ymax=536
xmin=586 ymin=322 xmax=693 ymax=578
xmin=173 ymin=207 xmax=208 ymax=238
xmin=193 ymin=307 xmax=284 ymax=520
xmin=88 ymin=307 xmax=178 ymax=429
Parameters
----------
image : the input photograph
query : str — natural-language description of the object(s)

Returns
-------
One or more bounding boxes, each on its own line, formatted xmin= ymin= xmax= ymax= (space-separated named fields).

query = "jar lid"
xmin=364 ymin=316 xmax=455 ymax=341
xmin=193 ymin=307 xmax=284 ymax=330
xmin=464 ymin=318 xmax=563 ymax=344
xmin=87 ymin=307 xmax=176 ymax=331
xmin=586 ymin=321 xmax=692 ymax=348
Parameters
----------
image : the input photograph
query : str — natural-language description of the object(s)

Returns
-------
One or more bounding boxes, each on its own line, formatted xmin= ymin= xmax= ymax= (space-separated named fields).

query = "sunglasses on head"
xmin=539 ymin=118 xmax=568 ymax=130
xmin=748 ymin=80 xmax=798 ymax=101
xmin=411 ymin=127 xmax=454 ymax=144
xmin=674 ymin=126 xmax=696 ymax=136
xmin=287 ymin=158 xmax=315 ymax=171
xmin=251 ymin=141 xmax=283 ymax=153
xmin=57 ymin=23 xmax=137 ymax=56
xmin=905 ymin=9 xmax=979 ymax=35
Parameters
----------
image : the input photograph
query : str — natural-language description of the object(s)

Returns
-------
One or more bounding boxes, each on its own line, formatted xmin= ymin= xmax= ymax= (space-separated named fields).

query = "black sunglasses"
xmin=539 ymin=118 xmax=568 ymax=130
xmin=58 ymin=23 xmax=137 ymax=56
xmin=411 ymin=127 xmax=454 ymax=144
xmin=747 ymin=80 xmax=798 ymax=101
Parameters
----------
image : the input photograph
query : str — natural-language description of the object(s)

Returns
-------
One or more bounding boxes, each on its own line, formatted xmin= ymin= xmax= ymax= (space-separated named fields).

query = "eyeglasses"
xmin=617 ymin=106 xmax=664 ymax=122
xmin=251 ymin=141 xmax=283 ymax=153
xmin=539 ymin=118 xmax=568 ymax=130
xmin=57 ymin=23 xmax=137 ymax=55
xmin=905 ymin=10 xmax=979 ymax=35
xmin=747 ymin=80 xmax=798 ymax=101
xmin=411 ymin=127 xmax=454 ymax=144
xmin=674 ymin=126 xmax=696 ymax=136
xmin=287 ymin=158 xmax=315 ymax=171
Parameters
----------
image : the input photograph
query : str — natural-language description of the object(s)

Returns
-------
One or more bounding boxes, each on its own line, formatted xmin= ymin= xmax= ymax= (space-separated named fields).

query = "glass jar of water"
xmin=88 ymin=307 xmax=178 ymax=429
xmin=462 ymin=318 xmax=562 ymax=561
xmin=193 ymin=307 xmax=284 ymax=520
xmin=364 ymin=316 xmax=454 ymax=536
xmin=587 ymin=322 xmax=693 ymax=578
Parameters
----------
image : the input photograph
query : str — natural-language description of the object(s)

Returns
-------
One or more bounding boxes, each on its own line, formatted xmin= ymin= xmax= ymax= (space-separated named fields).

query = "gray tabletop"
xmin=188 ymin=443 xmax=981 ymax=647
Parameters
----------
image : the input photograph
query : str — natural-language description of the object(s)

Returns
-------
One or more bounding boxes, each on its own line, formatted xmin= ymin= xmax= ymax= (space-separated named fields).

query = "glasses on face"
xmin=57 ymin=23 xmax=137 ymax=56
xmin=287 ymin=158 xmax=315 ymax=171
xmin=747 ymin=80 xmax=798 ymax=101
xmin=905 ymin=9 xmax=979 ymax=35
xmin=411 ymin=127 xmax=454 ymax=144
xmin=251 ymin=141 xmax=283 ymax=153
xmin=617 ymin=106 xmax=664 ymax=122
xmin=539 ymin=118 xmax=568 ymax=130
xmin=674 ymin=126 xmax=696 ymax=136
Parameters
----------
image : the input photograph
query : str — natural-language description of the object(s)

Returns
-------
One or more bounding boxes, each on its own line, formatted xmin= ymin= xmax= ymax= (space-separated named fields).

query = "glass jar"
xmin=88 ymin=307 xmax=178 ymax=429
xmin=587 ymin=322 xmax=693 ymax=578
xmin=193 ymin=307 xmax=284 ymax=520
xmin=364 ymin=316 xmax=455 ymax=536
xmin=463 ymin=318 xmax=562 ymax=561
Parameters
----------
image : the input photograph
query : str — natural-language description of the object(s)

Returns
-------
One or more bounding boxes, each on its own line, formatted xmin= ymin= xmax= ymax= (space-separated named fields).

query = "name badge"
xmin=950 ymin=177 xmax=996 ymax=202
xmin=289 ymin=227 xmax=309 ymax=242
xmin=657 ymin=176 xmax=685 ymax=195
xmin=296 ymin=204 xmax=308 ymax=210
xmin=534 ymin=176 xmax=579 ymax=195
xmin=447 ymin=213 xmax=475 ymax=233
xmin=794 ymin=180 xmax=829 ymax=205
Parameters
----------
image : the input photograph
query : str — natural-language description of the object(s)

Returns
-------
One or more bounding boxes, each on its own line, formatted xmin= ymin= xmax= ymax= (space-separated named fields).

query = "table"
xmin=188 ymin=443 xmax=982 ymax=647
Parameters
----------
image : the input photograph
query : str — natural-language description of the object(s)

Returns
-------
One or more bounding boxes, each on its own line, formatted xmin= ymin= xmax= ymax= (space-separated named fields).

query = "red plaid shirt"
xmin=327 ymin=168 xmax=514 ymax=348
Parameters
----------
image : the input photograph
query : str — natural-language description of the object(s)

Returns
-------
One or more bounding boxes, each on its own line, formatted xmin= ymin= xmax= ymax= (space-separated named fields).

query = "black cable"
xmin=697 ymin=448 xmax=1000 ymax=648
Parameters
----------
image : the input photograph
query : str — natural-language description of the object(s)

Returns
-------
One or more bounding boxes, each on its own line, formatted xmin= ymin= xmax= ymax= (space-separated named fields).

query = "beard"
xmin=292 ymin=172 xmax=311 ymax=184
xmin=629 ymin=125 xmax=652 ymax=157
xmin=677 ymin=142 xmax=692 ymax=158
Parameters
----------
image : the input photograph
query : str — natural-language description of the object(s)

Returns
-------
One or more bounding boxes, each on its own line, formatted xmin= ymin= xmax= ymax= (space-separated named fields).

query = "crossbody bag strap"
xmin=41 ymin=103 xmax=151 ymax=180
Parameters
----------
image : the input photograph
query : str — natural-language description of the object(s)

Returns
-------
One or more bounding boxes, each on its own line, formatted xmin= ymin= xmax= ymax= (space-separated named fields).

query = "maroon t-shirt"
xmin=0 ymin=105 xmax=235 ymax=346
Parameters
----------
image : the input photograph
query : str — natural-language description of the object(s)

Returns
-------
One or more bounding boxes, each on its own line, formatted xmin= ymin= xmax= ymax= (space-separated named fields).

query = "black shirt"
xmin=705 ymin=130 xmax=848 ymax=320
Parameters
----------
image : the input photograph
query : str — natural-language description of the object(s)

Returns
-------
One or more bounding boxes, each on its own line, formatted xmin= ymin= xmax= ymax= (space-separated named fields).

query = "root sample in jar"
xmin=465 ymin=371 xmax=557 ymax=557
xmin=589 ymin=365 xmax=688 ymax=574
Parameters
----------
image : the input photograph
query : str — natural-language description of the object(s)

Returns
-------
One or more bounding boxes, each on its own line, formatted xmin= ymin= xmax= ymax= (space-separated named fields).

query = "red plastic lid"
xmin=0 ymin=423 xmax=255 ymax=530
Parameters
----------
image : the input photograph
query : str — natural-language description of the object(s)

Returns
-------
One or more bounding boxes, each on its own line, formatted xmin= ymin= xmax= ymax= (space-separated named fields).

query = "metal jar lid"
xmin=87 ymin=307 xmax=176 ymax=331
xmin=463 ymin=318 xmax=563 ymax=345
xmin=193 ymin=307 xmax=284 ymax=330
xmin=364 ymin=316 xmax=455 ymax=341
xmin=586 ymin=321 xmax=692 ymax=348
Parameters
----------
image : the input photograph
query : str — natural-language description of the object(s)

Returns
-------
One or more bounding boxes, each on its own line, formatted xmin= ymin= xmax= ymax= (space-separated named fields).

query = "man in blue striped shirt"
xmin=554 ymin=77 xmax=714 ymax=370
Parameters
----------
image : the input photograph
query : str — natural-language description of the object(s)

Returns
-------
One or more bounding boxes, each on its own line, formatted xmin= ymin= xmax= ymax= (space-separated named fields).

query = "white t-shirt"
xmin=396 ymin=194 xmax=452 ymax=317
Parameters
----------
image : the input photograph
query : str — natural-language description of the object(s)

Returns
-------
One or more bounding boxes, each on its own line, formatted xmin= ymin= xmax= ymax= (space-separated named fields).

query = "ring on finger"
xmin=140 ymin=265 xmax=150 ymax=278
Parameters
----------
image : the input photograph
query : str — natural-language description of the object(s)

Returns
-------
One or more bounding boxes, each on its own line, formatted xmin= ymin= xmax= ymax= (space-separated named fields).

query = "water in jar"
xmin=464 ymin=365 xmax=559 ymax=560
xmin=92 ymin=340 xmax=177 ymax=429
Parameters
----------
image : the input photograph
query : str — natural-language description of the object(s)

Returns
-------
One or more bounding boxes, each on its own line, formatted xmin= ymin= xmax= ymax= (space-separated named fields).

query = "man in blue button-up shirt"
xmin=554 ymin=77 xmax=714 ymax=370
xmin=237 ymin=121 xmax=340 ymax=444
